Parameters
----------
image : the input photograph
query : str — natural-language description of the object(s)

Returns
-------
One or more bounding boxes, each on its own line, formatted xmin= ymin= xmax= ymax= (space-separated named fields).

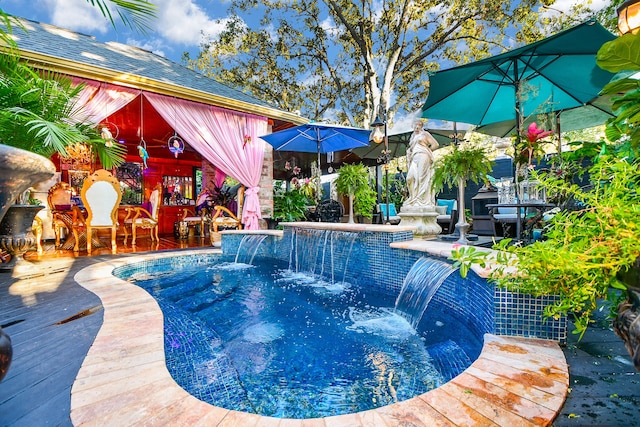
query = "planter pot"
xmin=0 ymin=326 xmax=11 ymax=382
xmin=614 ymin=256 xmax=640 ymax=370
xmin=0 ymin=205 xmax=44 ymax=270
xmin=0 ymin=144 xmax=56 ymax=225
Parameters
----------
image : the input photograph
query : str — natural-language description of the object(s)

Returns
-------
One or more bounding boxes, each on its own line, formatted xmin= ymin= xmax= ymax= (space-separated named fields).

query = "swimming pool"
xmin=115 ymin=253 xmax=484 ymax=419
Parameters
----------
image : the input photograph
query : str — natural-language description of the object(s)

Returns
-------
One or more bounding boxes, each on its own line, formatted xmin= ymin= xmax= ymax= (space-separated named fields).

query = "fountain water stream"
xmin=394 ymin=258 xmax=455 ymax=328
xmin=235 ymin=234 xmax=268 ymax=265
xmin=289 ymin=228 xmax=358 ymax=284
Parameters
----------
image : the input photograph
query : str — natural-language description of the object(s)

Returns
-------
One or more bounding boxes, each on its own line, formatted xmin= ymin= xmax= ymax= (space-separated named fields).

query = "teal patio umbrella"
xmin=473 ymin=94 xmax=615 ymax=140
xmin=421 ymin=20 xmax=616 ymax=140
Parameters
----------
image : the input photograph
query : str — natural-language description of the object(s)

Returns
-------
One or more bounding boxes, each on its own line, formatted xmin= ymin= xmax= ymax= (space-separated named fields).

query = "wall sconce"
xmin=618 ymin=0 xmax=640 ymax=34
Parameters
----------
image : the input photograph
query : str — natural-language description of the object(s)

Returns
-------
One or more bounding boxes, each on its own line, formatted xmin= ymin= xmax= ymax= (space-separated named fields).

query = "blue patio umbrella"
xmin=421 ymin=20 xmax=616 ymax=140
xmin=260 ymin=122 xmax=371 ymax=169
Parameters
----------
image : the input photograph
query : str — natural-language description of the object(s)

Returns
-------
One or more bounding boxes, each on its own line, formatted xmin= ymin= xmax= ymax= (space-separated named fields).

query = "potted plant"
xmin=272 ymin=180 xmax=310 ymax=223
xmin=335 ymin=163 xmax=376 ymax=223
xmin=450 ymin=31 xmax=640 ymax=369
xmin=431 ymin=142 xmax=494 ymax=243
xmin=0 ymin=22 xmax=128 ymax=274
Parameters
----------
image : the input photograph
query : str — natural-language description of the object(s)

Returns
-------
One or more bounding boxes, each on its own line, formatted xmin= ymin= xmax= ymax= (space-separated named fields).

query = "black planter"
xmin=0 ymin=205 xmax=44 ymax=269
xmin=0 ymin=144 xmax=55 ymax=225
xmin=613 ymin=257 xmax=640 ymax=370
xmin=0 ymin=326 xmax=11 ymax=382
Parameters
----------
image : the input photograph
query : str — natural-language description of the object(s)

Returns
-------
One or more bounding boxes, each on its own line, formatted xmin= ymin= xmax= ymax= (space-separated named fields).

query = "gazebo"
xmin=6 ymin=16 xmax=305 ymax=231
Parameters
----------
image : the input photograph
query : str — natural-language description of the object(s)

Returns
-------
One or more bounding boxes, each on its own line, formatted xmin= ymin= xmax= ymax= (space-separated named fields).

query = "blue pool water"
xmin=120 ymin=255 xmax=480 ymax=419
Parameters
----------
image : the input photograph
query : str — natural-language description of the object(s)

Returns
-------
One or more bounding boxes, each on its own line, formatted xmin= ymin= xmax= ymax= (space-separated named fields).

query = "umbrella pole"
xmin=514 ymin=75 xmax=523 ymax=202
xmin=556 ymin=111 xmax=562 ymax=155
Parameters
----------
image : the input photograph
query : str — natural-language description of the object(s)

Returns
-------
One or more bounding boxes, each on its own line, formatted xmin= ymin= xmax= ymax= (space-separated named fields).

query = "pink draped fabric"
xmin=144 ymin=92 xmax=268 ymax=229
xmin=70 ymin=78 xmax=139 ymax=124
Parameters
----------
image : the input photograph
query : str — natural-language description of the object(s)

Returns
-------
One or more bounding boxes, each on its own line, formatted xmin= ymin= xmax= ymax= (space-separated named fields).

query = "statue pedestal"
xmin=399 ymin=205 xmax=441 ymax=236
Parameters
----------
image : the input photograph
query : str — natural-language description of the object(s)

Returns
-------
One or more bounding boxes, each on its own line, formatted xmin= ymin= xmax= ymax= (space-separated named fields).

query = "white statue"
xmin=405 ymin=120 xmax=439 ymax=208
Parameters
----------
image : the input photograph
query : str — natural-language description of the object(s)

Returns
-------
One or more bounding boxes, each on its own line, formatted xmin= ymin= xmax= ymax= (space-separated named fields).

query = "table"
xmin=486 ymin=202 xmax=556 ymax=242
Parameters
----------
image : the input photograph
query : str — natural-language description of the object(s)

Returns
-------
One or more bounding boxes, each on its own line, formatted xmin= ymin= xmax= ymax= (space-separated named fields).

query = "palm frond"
xmin=85 ymin=0 xmax=157 ymax=34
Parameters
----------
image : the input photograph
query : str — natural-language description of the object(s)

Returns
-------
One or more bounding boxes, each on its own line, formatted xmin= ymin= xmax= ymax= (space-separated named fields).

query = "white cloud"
xmin=154 ymin=0 xmax=230 ymax=46
xmin=126 ymin=38 xmax=166 ymax=58
xmin=321 ymin=16 xmax=341 ymax=38
xmin=44 ymin=0 xmax=109 ymax=34
xmin=41 ymin=0 xmax=230 ymax=47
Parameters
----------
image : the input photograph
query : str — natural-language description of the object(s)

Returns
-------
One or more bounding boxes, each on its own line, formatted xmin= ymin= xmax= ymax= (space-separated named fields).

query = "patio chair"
xmin=74 ymin=169 xmax=122 ymax=254
xmin=47 ymin=181 xmax=74 ymax=248
xmin=181 ymin=207 xmax=210 ymax=238
xmin=316 ymin=199 xmax=344 ymax=223
xmin=210 ymin=205 xmax=242 ymax=232
xmin=435 ymin=199 xmax=457 ymax=234
xmin=123 ymin=183 xmax=161 ymax=246
xmin=375 ymin=203 xmax=401 ymax=225
xmin=490 ymin=206 xmax=522 ymax=238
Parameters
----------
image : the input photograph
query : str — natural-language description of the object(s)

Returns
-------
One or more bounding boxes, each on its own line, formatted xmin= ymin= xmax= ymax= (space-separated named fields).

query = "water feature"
xmin=394 ymin=257 xmax=455 ymax=328
xmin=125 ymin=257 xmax=466 ymax=418
xmin=289 ymin=228 xmax=358 ymax=284
xmin=114 ymin=227 xmax=493 ymax=419
xmin=234 ymin=234 xmax=268 ymax=264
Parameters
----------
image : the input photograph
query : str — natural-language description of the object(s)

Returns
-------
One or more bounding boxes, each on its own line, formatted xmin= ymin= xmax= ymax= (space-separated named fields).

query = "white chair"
xmin=74 ymin=169 xmax=122 ymax=254
xmin=123 ymin=183 xmax=161 ymax=246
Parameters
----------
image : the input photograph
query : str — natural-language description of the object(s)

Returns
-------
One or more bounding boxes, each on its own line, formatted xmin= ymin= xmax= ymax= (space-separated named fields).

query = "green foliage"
xmin=431 ymin=143 xmax=494 ymax=194
xmin=0 ymin=52 xmax=126 ymax=168
xmin=83 ymin=1 xmax=157 ymax=34
xmin=186 ymin=0 xmax=593 ymax=126
xmin=384 ymin=173 xmax=408 ymax=210
xmin=0 ymin=3 xmax=154 ymax=167
xmin=453 ymin=157 xmax=640 ymax=338
xmin=353 ymin=185 xmax=377 ymax=219
xmin=272 ymin=181 xmax=310 ymax=222
xmin=451 ymin=31 xmax=640 ymax=340
xmin=597 ymin=33 xmax=640 ymax=158
xmin=335 ymin=163 xmax=369 ymax=197
xmin=336 ymin=163 xmax=376 ymax=217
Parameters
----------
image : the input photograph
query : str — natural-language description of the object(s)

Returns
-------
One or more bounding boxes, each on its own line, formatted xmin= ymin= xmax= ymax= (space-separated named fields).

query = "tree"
xmin=187 ymin=0 xmax=596 ymax=127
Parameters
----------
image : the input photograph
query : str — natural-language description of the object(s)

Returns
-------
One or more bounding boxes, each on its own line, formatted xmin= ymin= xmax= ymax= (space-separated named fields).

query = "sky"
xmin=1 ymin=0 xmax=232 ymax=62
xmin=1 ymin=0 xmax=610 ymax=133
xmin=2 ymin=0 xmax=611 ymax=66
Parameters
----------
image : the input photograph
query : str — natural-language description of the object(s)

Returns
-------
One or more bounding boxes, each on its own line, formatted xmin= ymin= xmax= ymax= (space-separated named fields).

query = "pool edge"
xmin=70 ymin=249 xmax=569 ymax=426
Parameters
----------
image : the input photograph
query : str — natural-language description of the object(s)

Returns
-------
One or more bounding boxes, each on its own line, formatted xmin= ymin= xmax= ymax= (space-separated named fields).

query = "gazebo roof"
xmin=4 ymin=17 xmax=305 ymax=128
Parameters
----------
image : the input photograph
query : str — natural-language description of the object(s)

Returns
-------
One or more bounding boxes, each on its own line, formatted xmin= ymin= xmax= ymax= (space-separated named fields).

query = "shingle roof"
xmin=4 ymin=17 xmax=304 ymax=124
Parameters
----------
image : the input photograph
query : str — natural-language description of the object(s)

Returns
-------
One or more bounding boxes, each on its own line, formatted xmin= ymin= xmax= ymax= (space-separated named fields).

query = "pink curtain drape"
xmin=144 ymin=92 xmax=268 ymax=230
xmin=70 ymin=78 xmax=139 ymax=124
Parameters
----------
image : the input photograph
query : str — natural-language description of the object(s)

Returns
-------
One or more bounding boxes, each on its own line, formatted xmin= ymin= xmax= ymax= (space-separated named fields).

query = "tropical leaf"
xmin=85 ymin=0 xmax=157 ymax=34
xmin=596 ymin=32 xmax=640 ymax=73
